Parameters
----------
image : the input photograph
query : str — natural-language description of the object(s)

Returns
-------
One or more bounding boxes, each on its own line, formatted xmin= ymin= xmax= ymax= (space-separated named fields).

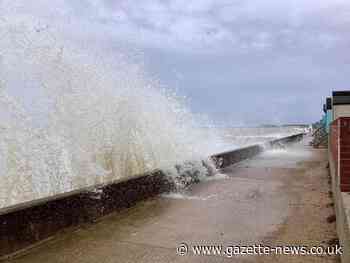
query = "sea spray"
xmin=0 ymin=1 xmax=302 ymax=208
xmin=0 ymin=5 xmax=223 ymax=208
xmin=163 ymin=159 xmax=218 ymax=191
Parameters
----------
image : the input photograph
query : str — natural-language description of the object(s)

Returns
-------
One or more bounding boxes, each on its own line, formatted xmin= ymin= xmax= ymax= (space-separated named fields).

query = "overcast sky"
xmin=4 ymin=0 xmax=350 ymax=125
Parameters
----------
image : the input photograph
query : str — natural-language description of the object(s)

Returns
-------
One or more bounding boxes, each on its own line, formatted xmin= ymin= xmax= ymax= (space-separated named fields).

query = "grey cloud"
xmin=79 ymin=0 xmax=349 ymax=56
xmin=4 ymin=0 xmax=350 ymax=125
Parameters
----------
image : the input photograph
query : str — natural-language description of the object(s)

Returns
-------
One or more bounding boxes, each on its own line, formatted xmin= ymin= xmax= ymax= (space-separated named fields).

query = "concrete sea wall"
xmin=0 ymin=133 xmax=304 ymax=259
xmin=211 ymin=133 xmax=304 ymax=169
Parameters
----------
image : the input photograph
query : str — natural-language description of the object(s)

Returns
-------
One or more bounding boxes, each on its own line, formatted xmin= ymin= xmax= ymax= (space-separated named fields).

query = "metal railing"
xmin=311 ymin=125 xmax=328 ymax=148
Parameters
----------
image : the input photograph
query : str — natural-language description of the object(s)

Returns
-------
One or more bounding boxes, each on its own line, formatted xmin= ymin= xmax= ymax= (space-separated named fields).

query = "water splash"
xmin=0 ymin=5 xmax=225 ymax=208
xmin=0 ymin=1 xmax=303 ymax=209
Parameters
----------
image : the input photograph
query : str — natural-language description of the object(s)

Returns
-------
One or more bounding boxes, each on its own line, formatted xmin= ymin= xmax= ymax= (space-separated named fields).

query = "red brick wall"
xmin=331 ymin=117 xmax=350 ymax=192
xmin=339 ymin=117 xmax=350 ymax=192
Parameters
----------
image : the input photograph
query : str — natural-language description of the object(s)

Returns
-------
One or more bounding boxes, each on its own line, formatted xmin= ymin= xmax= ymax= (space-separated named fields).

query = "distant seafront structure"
xmin=312 ymin=91 xmax=350 ymax=148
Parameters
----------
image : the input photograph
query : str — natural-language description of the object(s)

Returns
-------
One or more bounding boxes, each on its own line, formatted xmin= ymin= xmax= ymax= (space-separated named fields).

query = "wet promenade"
xmin=6 ymin=138 xmax=339 ymax=263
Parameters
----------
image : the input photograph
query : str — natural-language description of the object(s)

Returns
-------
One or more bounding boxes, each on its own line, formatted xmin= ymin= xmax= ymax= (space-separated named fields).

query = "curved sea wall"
xmin=0 ymin=133 xmax=304 ymax=259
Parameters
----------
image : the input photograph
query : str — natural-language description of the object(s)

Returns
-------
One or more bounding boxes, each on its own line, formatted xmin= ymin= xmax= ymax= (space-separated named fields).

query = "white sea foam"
xmin=0 ymin=3 xmax=228 ymax=208
xmin=0 ymin=1 xmax=302 ymax=209
xmin=161 ymin=193 xmax=217 ymax=201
